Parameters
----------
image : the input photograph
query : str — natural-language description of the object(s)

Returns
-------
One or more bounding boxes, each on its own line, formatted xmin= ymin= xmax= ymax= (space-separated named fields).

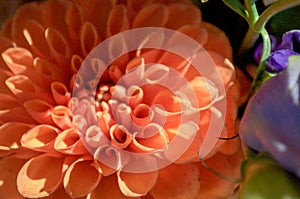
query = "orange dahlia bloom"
xmin=0 ymin=0 xmax=243 ymax=198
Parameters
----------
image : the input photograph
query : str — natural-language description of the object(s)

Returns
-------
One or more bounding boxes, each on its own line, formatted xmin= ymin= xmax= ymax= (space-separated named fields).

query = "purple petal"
xmin=276 ymin=30 xmax=300 ymax=52
xmin=239 ymin=55 xmax=300 ymax=178
xmin=266 ymin=49 xmax=299 ymax=72
xmin=253 ymin=35 xmax=278 ymax=64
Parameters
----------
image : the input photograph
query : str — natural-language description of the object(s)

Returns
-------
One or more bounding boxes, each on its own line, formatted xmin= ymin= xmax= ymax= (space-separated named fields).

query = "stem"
xmin=255 ymin=0 xmax=300 ymax=31
xmin=248 ymin=28 xmax=271 ymax=97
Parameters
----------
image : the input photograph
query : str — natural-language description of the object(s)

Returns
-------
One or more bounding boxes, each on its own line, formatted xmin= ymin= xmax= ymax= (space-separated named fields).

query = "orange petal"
xmin=24 ymin=99 xmax=54 ymax=125
xmin=131 ymin=103 xmax=151 ymax=128
xmin=0 ymin=93 xmax=35 ymax=124
xmin=0 ymin=122 xmax=32 ymax=152
xmin=151 ymin=163 xmax=200 ymax=199
xmin=54 ymin=128 xmax=88 ymax=155
xmin=197 ymin=151 xmax=243 ymax=199
xmin=80 ymin=21 xmax=99 ymax=56
xmin=64 ymin=158 xmax=101 ymax=198
xmin=117 ymin=158 xmax=158 ymax=197
xmin=110 ymin=124 xmax=132 ymax=149
xmin=51 ymin=105 xmax=73 ymax=130
xmin=177 ymin=25 xmax=208 ymax=46
xmin=87 ymin=175 xmax=133 ymax=199
xmin=166 ymin=3 xmax=201 ymax=29
xmin=0 ymin=69 xmax=12 ymax=94
xmin=0 ymin=156 xmax=27 ymax=199
xmin=51 ymin=82 xmax=71 ymax=105
xmin=202 ymin=22 xmax=232 ymax=60
xmin=106 ymin=4 xmax=129 ymax=37
xmin=85 ymin=125 xmax=109 ymax=148
xmin=132 ymin=3 xmax=169 ymax=28
xmin=17 ymin=154 xmax=65 ymax=198
xmin=21 ymin=124 xmax=59 ymax=152
xmin=23 ymin=19 xmax=50 ymax=59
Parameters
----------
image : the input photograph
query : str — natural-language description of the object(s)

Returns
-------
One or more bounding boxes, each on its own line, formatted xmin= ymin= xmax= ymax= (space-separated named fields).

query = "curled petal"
xmin=108 ymin=34 xmax=129 ymax=68
xmin=85 ymin=125 xmax=109 ymax=148
xmin=17 ymin=154 xmax=65 ymax=198
xmin=150 ymin=163 xmax=200 ymax=199
xmin=51 ymin=82 xmax=71 ymax=105
xmin=110 ymin=124 xmax=132 ymax=149
xmin=130 ymin=123 xmax=169 ymax=152
xmin=51 ymin=105 xmax=73 ymax=130
xmin=143 ymin=64 xmax=170 ymax=85
xmin=24 ymin=99 xmax=54 ymax=125
xmin=177 ymin=25 xmax=207 ymax=46
xmin=131 ymin=103 xmax=152 ymax=128
xmin=64 ymin=158 xmax=101 ymax=198
xmin=94 ymin=145 xmax=129 ymax=176
xmin=106 ymin=4 xmax=129 ymax=37
xmin=132 ymin=3 xmax=169 ymax=28
xmin=54 ymin=128 xmax=88 ymax=155
xmin=126 ymin=85 xmax=143 ymax=109
xmin=115 ymin=103 xmax=132 ymax=130
xmin=80 ymin=21 xmax=99 ymax=56
xmin=21 ymin=124 xmax=59 ymax=152
xmin=0 ymin=122 xmax=32 ymax=154
xmin=23 ymin=20 xmax=50 ymax=58
xmin=0 ymin=69 xmax=12 ymax=94
xmin=65 ymin=4 xmax=82 ymax=52
xmin=73 ymin=114 xmax=88 ymax=134
xmin=0 ymin=156 xmax=27 ymax=199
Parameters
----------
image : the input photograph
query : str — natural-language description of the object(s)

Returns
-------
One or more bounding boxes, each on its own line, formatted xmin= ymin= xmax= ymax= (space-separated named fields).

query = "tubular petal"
xmin=151 ymin=163 xmax=200 ymax=199
xmin=51 ymin=82 xmax=71 ymax=105
xmin=51 ymin=105 xmax=73 ymax=130
xmin=64 ymin=158 xmax=101 ymax=198
xmin=0 ymin=156 xmax=27 ymax=199
xmin=80 ymin=21 xmax=99 ymax=56
xmin=110 ymin=124 xmax=132 ymax=149
xmin=24 ymin=100 xmax=54 ymax=125
xmin=106 ymin=4 xmax=129 ymax=37
xmin=21 ymin=124 xmax=59 ymax=152
xmin=17 ymin=154 xmax=65 ymax=198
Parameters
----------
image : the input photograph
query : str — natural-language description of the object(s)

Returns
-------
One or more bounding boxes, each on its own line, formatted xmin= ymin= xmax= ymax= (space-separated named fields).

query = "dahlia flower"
xmin=0 ymin=0 xmax=243 ymax=198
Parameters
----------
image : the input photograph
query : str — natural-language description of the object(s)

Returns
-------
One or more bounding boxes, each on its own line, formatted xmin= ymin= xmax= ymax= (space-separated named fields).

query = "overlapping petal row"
xmin=0 ymin=0 xmax=243 ymax=198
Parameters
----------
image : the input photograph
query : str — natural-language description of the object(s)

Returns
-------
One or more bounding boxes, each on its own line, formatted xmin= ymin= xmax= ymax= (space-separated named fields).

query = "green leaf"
xmin=222 ymin=0 xmax=249 ymax=21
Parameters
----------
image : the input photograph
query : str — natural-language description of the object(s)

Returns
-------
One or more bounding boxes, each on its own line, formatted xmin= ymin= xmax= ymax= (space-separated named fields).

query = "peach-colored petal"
xmin=23 ymin=20 xmax=50 ymax=59
xmin=88 ymin=175 xmax=134 ymax=199
xmin=64 ymin=158 xmax=101 ymax=198
xmin=51 ymin=105 xmax=72 ymax=129
xmin=0 ymin=93 xmax=35 ymax=124
xmin=51 ymin=82 xmax=71 ymax=105
xmin=43 ymin=188 xmax=74 ymax=199
xmin=202 ymin=22 xmax=232 ymax=60
xmin=11 ymin=2 xmax=43 ymax=47
xmin=0 ymin=122 xmax=32 ymax=152
xmin=85 ymin=125 xmax=109 ymax=148
xmin=24 ymin=99 xmax=54 ymax=125
xmin=131 ymin=103 xmax=151 ymax=128
xmin=133 ymin=3 xmax=169 ymax=28
xmin=80 ymin=21 xmax=99 ymax=56
xmin=151 ymin=163 xmax=200 ymax=199
xmin=117 ymin=157 xmax=158 ymax=197
xmin=54 ymin=128 xmax=88 ymax=155
xmin=0 ymin=156 xmax=27 ymax=199
xmin=21 ymin=124 xmax=59 ymax=152
xmin=166 ymin=3 xmax=201 ymax=29
xmin=177 ymin=25 xmax=208 ymax=47
xmin=197 ymin=151 xmax=243 ymax=199
xmin=94 ymin=144 xmax=129 ymax=176
xmin=17 ymin=154 xmax=65 ymax=198
xmin=106 ymin=4 xmax=129 ymax=37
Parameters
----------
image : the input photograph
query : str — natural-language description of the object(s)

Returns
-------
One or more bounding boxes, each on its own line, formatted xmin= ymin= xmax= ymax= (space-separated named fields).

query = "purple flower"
xmin=254 ymin=30 xmax=300 ymax=72
xmin=239 ymin=55 xmax=300 ymax=178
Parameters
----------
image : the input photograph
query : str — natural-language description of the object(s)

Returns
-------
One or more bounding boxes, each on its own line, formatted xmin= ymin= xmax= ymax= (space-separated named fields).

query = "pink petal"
xmin=54 ymin=128 xmax=88 ymax=155
xmin=106 ymin=4 xmax=129 ymax=37
xmin=132 ymin=3 xmax=169 ymax=28
xmin=0 ymin=93 xmax=35 ymax=124
xmin=51 ymin=82 xmax=71 ymax=105
xmin=24 ymin=99 xmax=54 ymax=125
xmin=87 ymin=175 xmax=134 ymax=199
xmin=150 ymin=163 xmax=200 ymax=199
xmin=80 ymin=21 xmax=99 ymax=56
xmin=85 ymin=125 xmax=109 ymax=148
xmin=131 ymin=103 xmax=151 ymax=128
xmin=117 ymin=158 xmax=158 ymax=197
xmin=64 ymin=158 xmax=101 ymax=198
xmin=0 ymin=122 xmax=32 ymax=153
xmin=0 ymin=156 xmax=27 ymax=199
xmin=126 ymin=85 xmax=144 ymax=109
xmin=21 ymin=124 xmax=59 ymax=152
xmin=17 ymin=154 xmax=65 ymax=198
xmin=51 ymin=105 xmax=73 ymax=130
